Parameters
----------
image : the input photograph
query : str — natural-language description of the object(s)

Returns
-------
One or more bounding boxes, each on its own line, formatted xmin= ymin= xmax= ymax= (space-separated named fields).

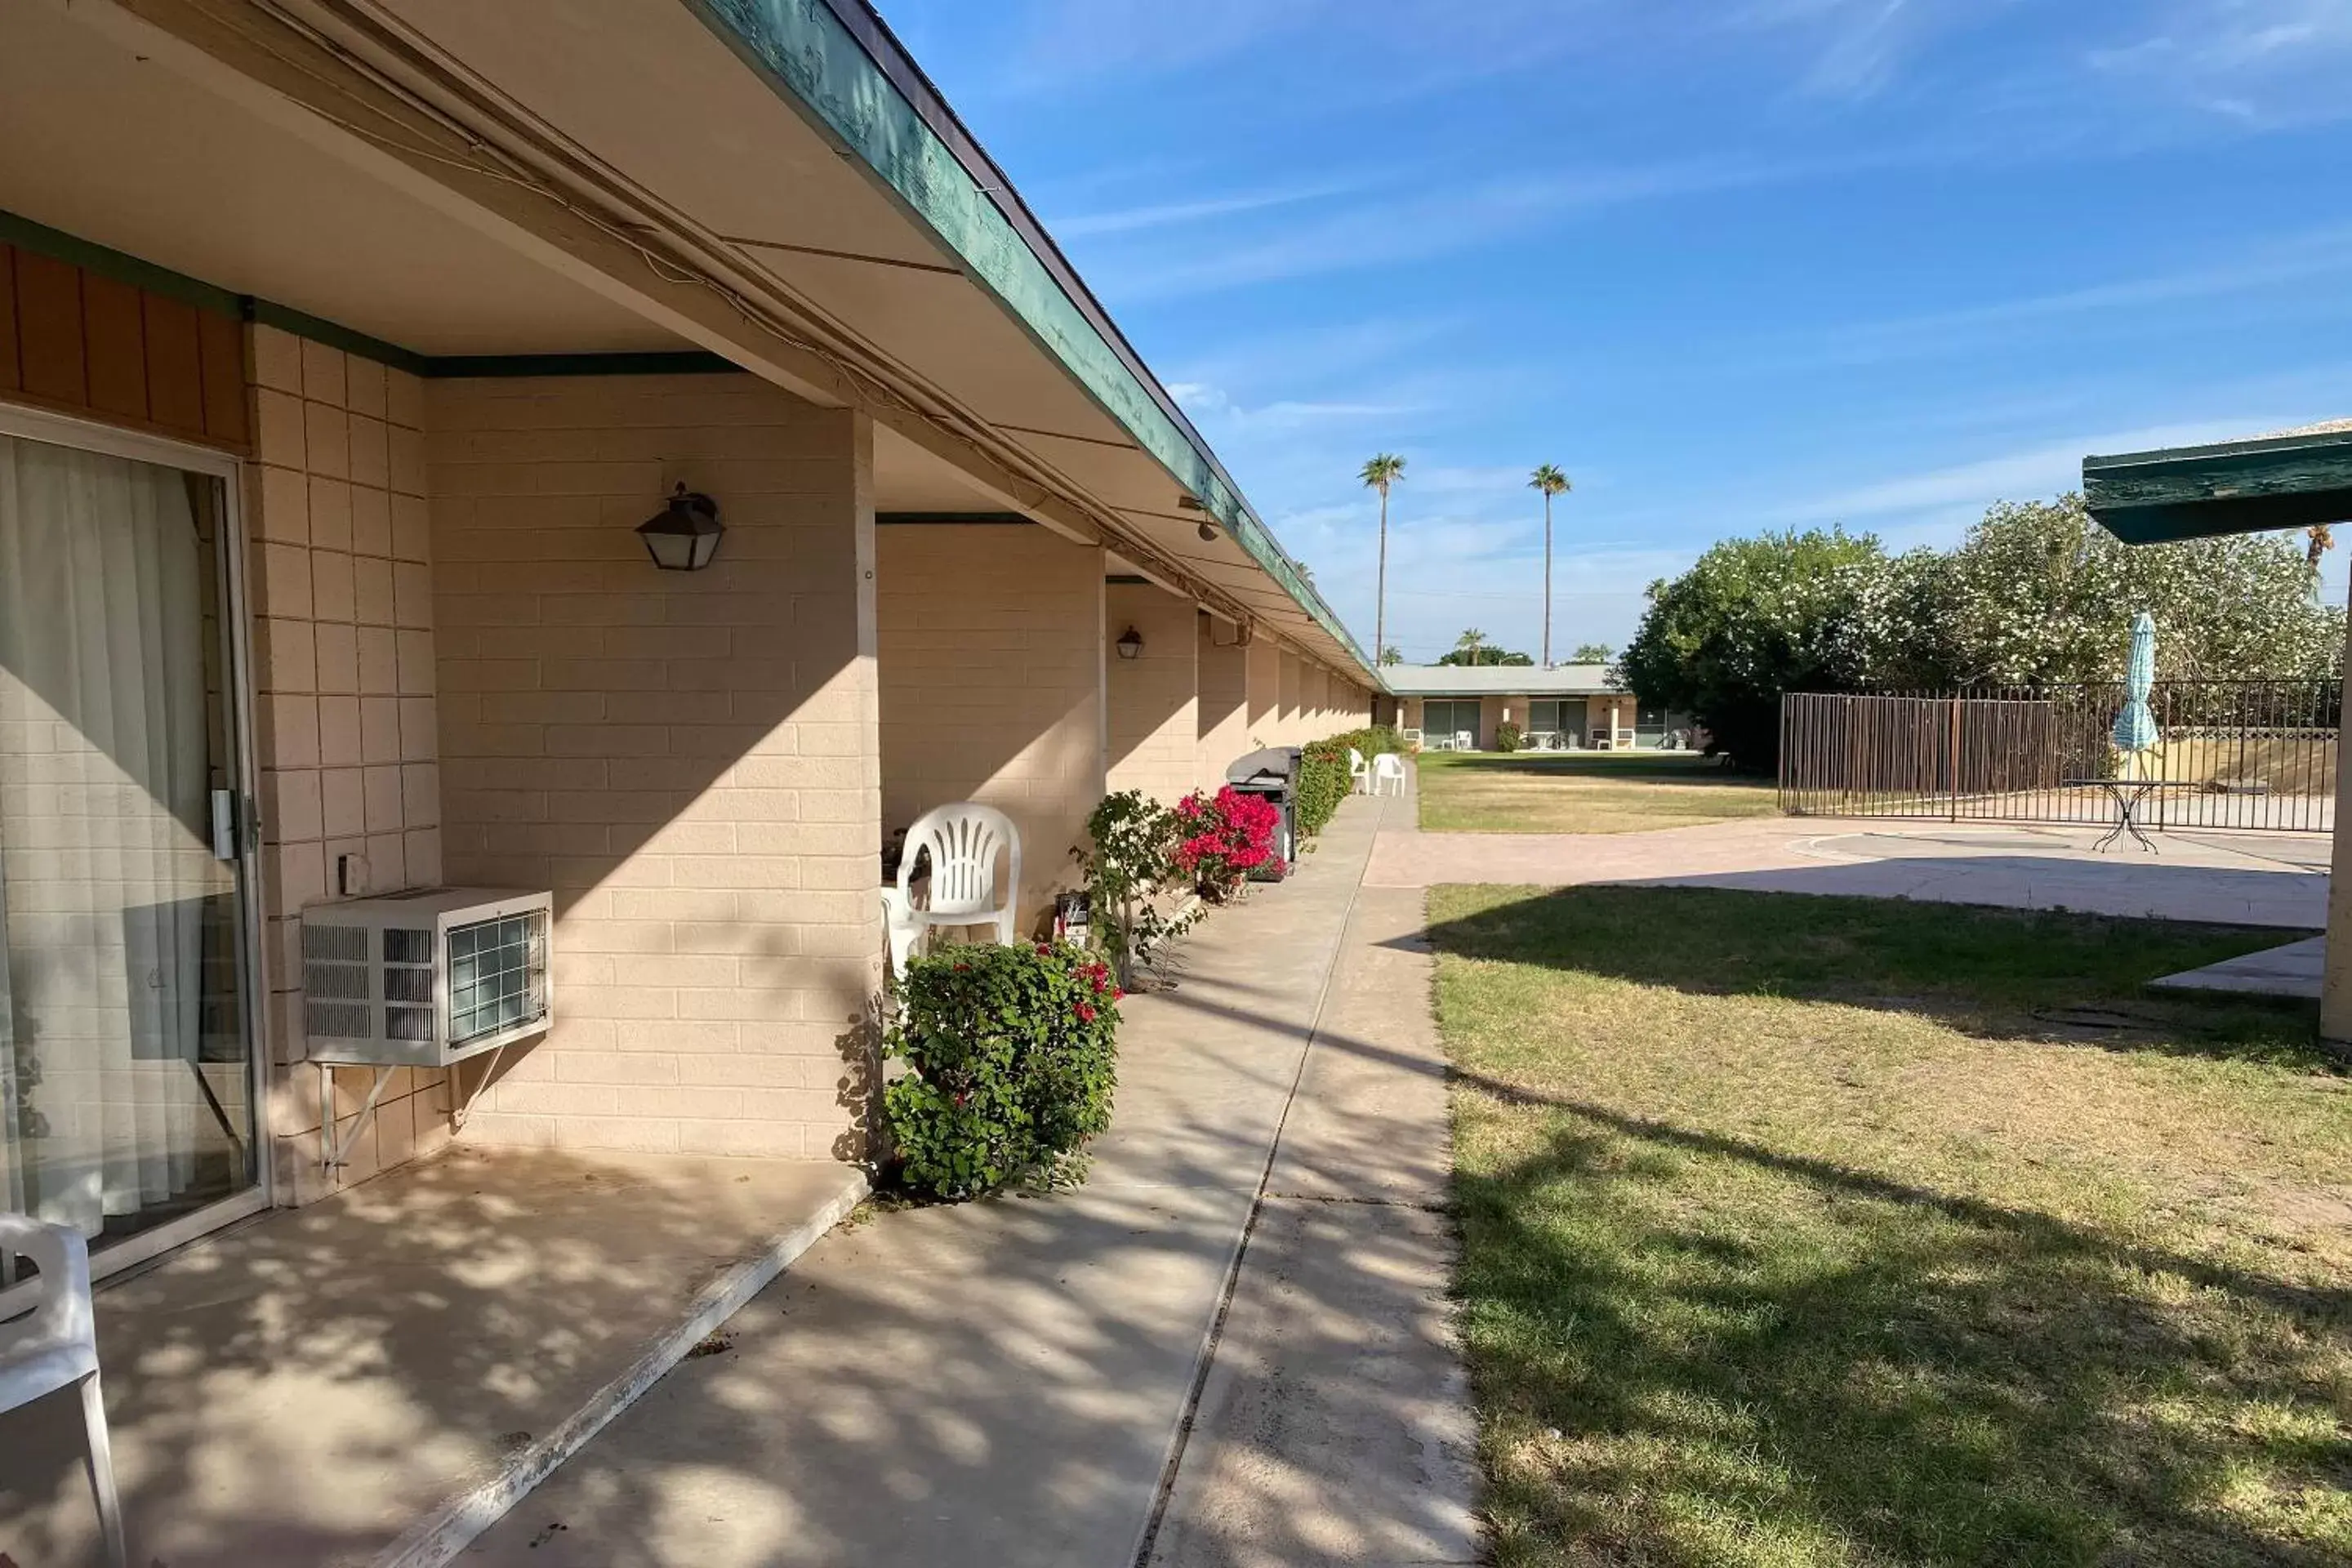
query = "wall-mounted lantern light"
xmin=1115 ymin=626 xmax=1144 ymax=661
xmin=1178 ymin=492 xmax=1219 ymax=542
xmin=636 ymin=483 xmax=724 ymax=571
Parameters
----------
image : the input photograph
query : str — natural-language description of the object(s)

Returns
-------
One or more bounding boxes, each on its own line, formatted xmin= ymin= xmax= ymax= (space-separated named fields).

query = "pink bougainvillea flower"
xmin=1076 ymin=1002 xmax=1097 ymax=1023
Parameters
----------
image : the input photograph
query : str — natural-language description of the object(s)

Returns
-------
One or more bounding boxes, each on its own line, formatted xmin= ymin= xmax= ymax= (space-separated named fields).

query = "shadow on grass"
xmin=1459 ymin=1102 xmax=2352 ymax=1566
xmin=1430 ymin=881 xmax=2352 ymax=1564
xmin=1422 ymin=883 xmax=2336 ymax=1071
xmin=1421 ymin=752 xmax=1752 ymax=785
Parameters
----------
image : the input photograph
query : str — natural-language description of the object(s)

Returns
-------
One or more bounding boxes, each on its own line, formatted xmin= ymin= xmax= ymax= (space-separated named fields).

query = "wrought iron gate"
xmin=1779 ymin=680 xmax=2341 ymax=832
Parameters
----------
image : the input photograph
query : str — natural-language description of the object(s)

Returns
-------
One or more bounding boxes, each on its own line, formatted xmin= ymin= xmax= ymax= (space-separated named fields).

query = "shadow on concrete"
xmin=445 ymin=797 xmax=1470 ymax=1568
xmin=0 ymin=1147 xmax=857 ymax=1568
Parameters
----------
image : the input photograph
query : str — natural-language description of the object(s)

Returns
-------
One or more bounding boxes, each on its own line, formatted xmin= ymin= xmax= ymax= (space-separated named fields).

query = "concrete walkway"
xmin=1370 ymin=812 xmax=2328 ymax=929
xmin=2151 ymin=935 xmax=2327 ymax=998
xmin=460 ymin=792 xmax=1477 ymax=1567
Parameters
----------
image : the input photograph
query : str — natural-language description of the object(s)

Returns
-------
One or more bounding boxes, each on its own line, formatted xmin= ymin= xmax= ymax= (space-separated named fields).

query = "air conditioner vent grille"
xmin=305 ymin=1000 xmax=372 ymax=1039
xmin=384 ymin=968 xmax=434 ymax=1004
xmin=303 ymin=924 xmax=367 ymax=963
xmin=448 ymin=911 xmax=547 ymax=1048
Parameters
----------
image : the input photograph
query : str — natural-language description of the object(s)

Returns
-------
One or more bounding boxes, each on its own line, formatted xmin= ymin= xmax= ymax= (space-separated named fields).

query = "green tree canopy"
xmin=1619 ymin=527 xmax=1888 ymax=768
xmin=1438 ymin=628 xmax=1535 ymax=666
xmin=1619 ymin=495 xmax=2344 ymax=770
xmin=1569 ymin=642 xmax=1614 ymax=662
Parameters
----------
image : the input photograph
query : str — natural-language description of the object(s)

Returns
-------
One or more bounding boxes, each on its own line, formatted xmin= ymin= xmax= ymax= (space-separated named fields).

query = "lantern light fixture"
xmin=636 ymin=483 xmax=724 ymax=572
xmin=1115 ymin=626 xmax=1144 ymax=661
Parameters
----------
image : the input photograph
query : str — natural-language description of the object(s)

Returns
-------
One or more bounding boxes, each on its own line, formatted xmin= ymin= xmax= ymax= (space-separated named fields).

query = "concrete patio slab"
xmin=2150 ymin=935 xmax=2327 ymax=998
xmin=459 ymin=797 xmax=1405 ymax=1568
xmin=1370 ymin=811 xmax=2328 ymax=928
xmin=0 ymin=1147 xmax=863 ymax=1568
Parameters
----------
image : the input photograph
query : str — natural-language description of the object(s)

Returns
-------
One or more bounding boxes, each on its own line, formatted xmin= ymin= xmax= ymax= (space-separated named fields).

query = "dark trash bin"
xmin=1224 ymin=746 xmax=1301 ymax=880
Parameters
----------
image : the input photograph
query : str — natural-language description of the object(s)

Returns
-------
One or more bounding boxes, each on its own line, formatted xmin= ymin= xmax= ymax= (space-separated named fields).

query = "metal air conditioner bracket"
xmin=318 ymin=1063 xmax=399 ymax=1173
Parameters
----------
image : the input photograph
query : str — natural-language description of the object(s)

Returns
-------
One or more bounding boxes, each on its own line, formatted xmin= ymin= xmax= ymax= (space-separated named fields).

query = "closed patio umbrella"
xmin=2111 ymin=611 xmax=2161 ymax=777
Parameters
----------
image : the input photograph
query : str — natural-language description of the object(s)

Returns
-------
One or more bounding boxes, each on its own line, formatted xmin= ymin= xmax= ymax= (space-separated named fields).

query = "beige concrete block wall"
xmin=1197 ymin=617 xmax=1250 ymax=788
xmin=1245 ymin=638 xmax=1280 ymax=747
xmin=1106 ymin=581 xmax=1198 ymax=806
xmin=1484 ymin=695 xmax=1519 ymax=750
xmin=427 ymin=373 xmax=880 ymax=1161
xmin=246 ymin=323 xmax=449 ymax=1203
xmin=1278 ymin=650 xmax=1303 ymax=744
xmin=877 ymin=522 xmax=1103 ymax=930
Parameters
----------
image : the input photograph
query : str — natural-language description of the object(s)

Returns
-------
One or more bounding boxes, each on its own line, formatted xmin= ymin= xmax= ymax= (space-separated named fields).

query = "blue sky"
xmin=878 ymin=0 xmax=2352 ymax=663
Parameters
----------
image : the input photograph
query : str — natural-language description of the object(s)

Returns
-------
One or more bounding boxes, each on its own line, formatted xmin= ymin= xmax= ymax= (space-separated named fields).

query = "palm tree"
xmin=2308 ymin=523 xmax=2335 ymax=572
xmin=1529 ymin=465 xmax=1571 ymax=666
xmin=1455 ymin=628 xmax=1489 ymax=665
xmin=1361 ymin=454 xmax=1406 ymax=672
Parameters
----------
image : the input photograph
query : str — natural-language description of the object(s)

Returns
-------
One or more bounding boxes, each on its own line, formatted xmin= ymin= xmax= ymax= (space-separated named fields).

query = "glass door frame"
xmin=0 ymin=400 xmax=274 ymax=1278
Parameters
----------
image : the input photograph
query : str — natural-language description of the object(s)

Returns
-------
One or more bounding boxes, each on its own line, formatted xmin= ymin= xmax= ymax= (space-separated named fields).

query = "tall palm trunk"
xmin=1375 ymin=489 xmax=1389 ymax=669
xmin=1542 ymin=491 xmax=1553 ymax=667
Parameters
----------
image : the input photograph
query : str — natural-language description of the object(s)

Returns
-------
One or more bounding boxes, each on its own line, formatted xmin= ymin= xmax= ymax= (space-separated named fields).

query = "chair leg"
xmin=80 ymin=1371 xmax=127 ymax=1568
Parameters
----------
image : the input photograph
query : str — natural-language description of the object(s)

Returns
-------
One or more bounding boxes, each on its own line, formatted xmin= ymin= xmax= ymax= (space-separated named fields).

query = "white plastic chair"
xmin=1371 ymin=753 xmax=1407 ymax=797
xmin=1 ymin=1216 xmax=126 ymax=1568
xmin=1454 ymin=729 xmax=1475 ymax=753
xmin=1348 ymin=748 xmax=1370 ymax=794
xmin=888 ymin=802 xmax=1022 ymax=977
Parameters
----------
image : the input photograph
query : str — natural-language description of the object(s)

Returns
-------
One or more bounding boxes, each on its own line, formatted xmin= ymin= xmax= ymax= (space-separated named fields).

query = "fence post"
xmin=1948 ymin=695 xmax=1962 ymax=822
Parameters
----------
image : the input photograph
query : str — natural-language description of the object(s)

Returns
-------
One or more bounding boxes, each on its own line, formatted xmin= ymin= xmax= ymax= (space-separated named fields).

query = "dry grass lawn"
xmin=1432 ymin=884 xmax=2351 ymax=1567
xmin=1417 ymin=751 xmax=1780 ymax=834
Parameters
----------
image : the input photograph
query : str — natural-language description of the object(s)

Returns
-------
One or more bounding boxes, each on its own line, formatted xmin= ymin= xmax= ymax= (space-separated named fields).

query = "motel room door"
xmin=0 ymin=408 xmax=267 ymax=1272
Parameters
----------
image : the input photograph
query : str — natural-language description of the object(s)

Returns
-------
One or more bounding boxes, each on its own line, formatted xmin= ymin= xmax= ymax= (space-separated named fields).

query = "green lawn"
xmin=1417 ymin=751 xmax=1780 ymax=834
xmin=1431 ymin=884 xmax=2351 ymax=1567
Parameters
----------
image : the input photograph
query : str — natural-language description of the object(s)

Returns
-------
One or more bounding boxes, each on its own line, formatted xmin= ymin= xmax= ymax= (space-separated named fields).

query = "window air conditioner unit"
xmin=301 ymin=889 xmax=554 ymax=1068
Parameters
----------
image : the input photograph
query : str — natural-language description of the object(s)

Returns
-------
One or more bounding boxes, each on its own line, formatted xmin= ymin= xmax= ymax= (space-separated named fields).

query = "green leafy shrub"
xmin=1494 ymin=720 xmax=1525 ymax=753
xmin=884 ymin=942 xmax=1120 ymax=1200
xmin=1071 ymin=790 xmax=1199 ymax=986
xmin=1296 ymin=724 xmax=1404 ymax=837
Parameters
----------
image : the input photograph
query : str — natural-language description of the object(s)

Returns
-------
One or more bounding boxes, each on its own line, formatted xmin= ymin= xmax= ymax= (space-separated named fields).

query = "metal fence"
xmin=1780 ymin=679 xmax=2341 ymax=832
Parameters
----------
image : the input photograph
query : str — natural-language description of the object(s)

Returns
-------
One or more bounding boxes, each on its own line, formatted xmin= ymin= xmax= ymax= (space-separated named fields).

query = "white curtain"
xmin=0 ymin=433 xmax=216 ymax=1236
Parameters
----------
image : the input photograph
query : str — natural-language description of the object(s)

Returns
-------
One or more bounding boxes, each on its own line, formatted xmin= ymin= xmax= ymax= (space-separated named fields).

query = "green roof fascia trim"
xmin=2085 ymin=428 xmax=2352 ymax=545
xmin=684 ymin=0 xmax=1374 ymax=675
xmin=0 ymin=208 xmax=246 ymax=320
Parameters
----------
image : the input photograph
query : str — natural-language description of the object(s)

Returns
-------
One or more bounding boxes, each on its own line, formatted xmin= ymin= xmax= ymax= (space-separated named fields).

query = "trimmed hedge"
xmin=1297 ymin=724 xmax=1404 ymax=838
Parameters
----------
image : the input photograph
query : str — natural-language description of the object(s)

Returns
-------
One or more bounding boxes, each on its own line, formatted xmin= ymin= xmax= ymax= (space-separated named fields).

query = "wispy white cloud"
xmin=1767 ymin=417 xmax=2298 ymax=530
xmin=1045 ymin=178 xmax=1369 ymax=238
xmin=2089 ymin=0 xmax=2352 ymax=126
xmin=1082 ymin=149 xmax=1918 ymax=301
xmin=1169 ymin=381 xmax=1426 ymax=432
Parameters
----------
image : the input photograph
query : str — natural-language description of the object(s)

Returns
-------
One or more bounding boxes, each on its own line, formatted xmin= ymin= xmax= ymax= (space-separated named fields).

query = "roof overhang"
xmin=2084 ymin=425 xmax=2352 ymax=545
xmin=16 ymin=0 xmax=1375 ymax=684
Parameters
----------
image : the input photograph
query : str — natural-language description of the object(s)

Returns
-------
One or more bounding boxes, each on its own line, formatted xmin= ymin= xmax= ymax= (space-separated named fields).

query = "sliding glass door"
xmin=1421 ymin=701 xmax=1480 ymax=747
xmin=0 ymin=412 xmax=262 ymax=1260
